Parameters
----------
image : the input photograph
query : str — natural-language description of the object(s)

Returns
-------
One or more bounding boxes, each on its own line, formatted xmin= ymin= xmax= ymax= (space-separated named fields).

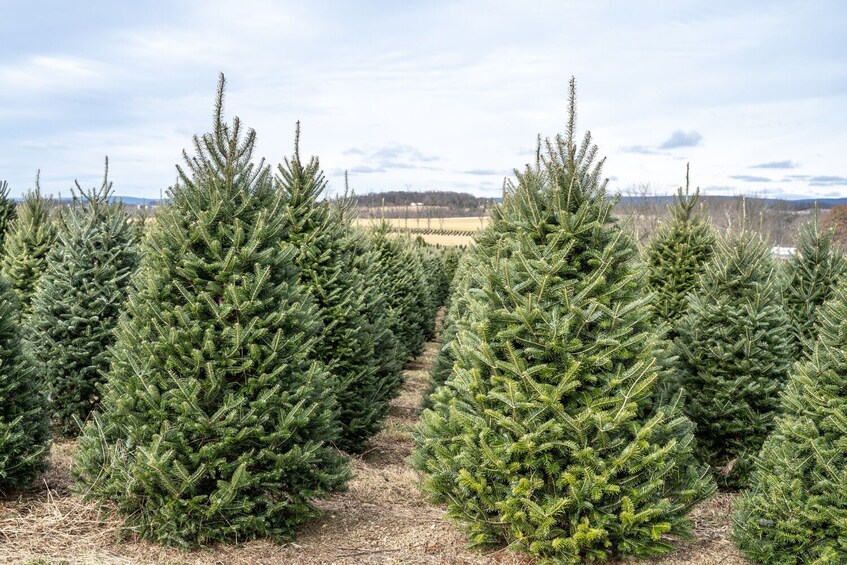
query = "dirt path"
xmin=0 ymin=316 xmax=749 ymax=564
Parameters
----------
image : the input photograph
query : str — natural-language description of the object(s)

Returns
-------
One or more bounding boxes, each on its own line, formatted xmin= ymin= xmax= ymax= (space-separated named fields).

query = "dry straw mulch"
xmin=0 ymin=315 xmax=750 ymax=564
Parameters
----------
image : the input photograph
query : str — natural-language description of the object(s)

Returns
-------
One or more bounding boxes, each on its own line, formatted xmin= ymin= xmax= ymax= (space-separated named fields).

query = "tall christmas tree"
xmin=27 ymin=161 xmax=139 ymax=436
xmin=414 ymin=80 xmax=714 ymax=563
xmin=274 ymin=125 xmax=399 ymax=453
xmin=73 ymin=75 xmax=348 ymax=547
xmin=0 ymin=181 xmax=17 ymax=251
xmin=0 ymin=279 xmax=50 ymax=491
xmin=0 ymin=175 xmax=57 ymax=314
xmin=733 ymin=281 xmax=847 ymax=563
xmin=783 ymin=219 xmax=847 ymax=360
xmin=673 ymin=231 xmax=792 ymax=487
xmin=424 ymin=163 xmax=548 ymax=408
xmin=644 ymin=165 xmax=715 ymax=333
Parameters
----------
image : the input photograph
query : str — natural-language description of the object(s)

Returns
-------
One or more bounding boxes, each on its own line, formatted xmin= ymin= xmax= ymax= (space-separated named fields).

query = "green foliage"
xmin=0 ymin=181 xmax=18 ymax=251
xmin=644 ymin=165 xmax=715 ymax=333
xmin=27 ymin=162 xmax=139 ymax=437
xmin=423 ymin=252 xmax=478 ymax=408
xmin=673 ymin=231 xmax=792 ymax=487
xmin=73 ymin=76 xmax=348 ymax=547
xmin=0 ymin=280 xmax=50 ymax=491
xmin=0 ymin=175 xmax=57 ymax=314
xmin=440 ymin=246 xmax=462 ymax=286
xmin=783 ymin=220 xmax=847 ymax=360
xmin=369 ymin=223 xmax=436 ymax=360
xmin=274 ymin=125 xmax=400 ymax=453
xmin=346 ymin=223 xmax=406 ymax=403
xmin=414 ymin=80 xmax=714 ymax=563
xmin=733 ymin=282 xmax=847 ymax=563
xmin=417 ymin=244 xmax=451 ymax=327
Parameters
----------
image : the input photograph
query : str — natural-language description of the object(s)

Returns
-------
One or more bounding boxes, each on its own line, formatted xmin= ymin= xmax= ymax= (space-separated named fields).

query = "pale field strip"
xmin=353 ymin=216 xmax=489 ymax=246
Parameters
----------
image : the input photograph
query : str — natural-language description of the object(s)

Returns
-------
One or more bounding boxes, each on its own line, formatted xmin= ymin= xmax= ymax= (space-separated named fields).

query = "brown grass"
xmin=0 ymin=311 xmax=749 ymax=564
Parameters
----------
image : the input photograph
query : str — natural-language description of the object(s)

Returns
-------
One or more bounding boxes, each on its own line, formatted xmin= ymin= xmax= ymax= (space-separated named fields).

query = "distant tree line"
xmin=617 ymin=187 xmax=832 ymax=247
xmin=355 ymin=190 xmax=495 ymax=218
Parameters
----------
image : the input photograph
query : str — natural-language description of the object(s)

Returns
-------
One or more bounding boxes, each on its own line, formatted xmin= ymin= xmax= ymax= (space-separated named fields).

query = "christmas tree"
xmin=0 ymin=175 xmax=57 ymax=314
xmin=368 ymin=223 xmax=435 ymax=360
xmin=424 ymin=161 xmax=551 ymax=408
xmin=0 ymin=279 xmax=50 ymax=490
xmin=645 ymin=165 xmax=715 ymax=333
xmin=0 ymin=181 xmax=17 ymax=251
xmin=274 ymin=125 xmax=398 ymax=453
xmin=783 ymin=219 xmax=847 ymax=360
xmin=414 ymin=80 xmax=714 ymax=563
xmin=733 ymin=281 xmax=847 ymax=563
xmin=346 ymin=223 xmax=406 ymax=402
xmin=423 ymin=252 xmax=480 ymax=408
xmin=417 ymin=242 xmax=450 ymax=336
xmin=27 ymin=161 xmax=139 ymax=437
xmin=73 ymin=75 xmax=348 ymax=547
xmin=673 ymin=231 xmax=792 ymax=487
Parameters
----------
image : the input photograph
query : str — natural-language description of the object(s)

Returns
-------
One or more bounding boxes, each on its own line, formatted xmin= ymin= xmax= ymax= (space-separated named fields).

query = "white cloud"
xmin=0 ymin=1 xmax=845 ymax=199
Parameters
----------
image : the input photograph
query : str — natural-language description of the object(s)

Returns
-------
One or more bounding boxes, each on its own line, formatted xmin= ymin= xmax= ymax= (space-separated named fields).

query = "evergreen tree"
xmin=274 ymin=125 xmax=398 ymax=453
xmin=423 ymin=252 xmax=479 ymax=408
xmin=783 ymin=220 xmax=846 ymax=360
xmin=73 ymin=76 xmax=348 ymax=547
xmin=332 ymin=182 xmax=405 ymax=402
xmin=0 ymin=280 xmax=50 ymax=491
xmin=0 ymin=175 xmax=56 ymax=314
xmin=27 ymin=162 xmax=139 ymax=436
xmin=369 ymin=223 xmax=434 ymax=360
xmin=673 ymin=231 xmax=792 ymax=487
xmin=413 ymin=80 xmax=714 ymax=563
xmin=346 ymin=224 xmax=406 ymax=402
xmin=0 ymin=181 xmax=17 ymax=251
xmin=413 ymin=241 xmax=443 ymax=340
xmin=644 ymin=165 xmax=715 ymax=333
xmin=424 ymin=160 xmax=550 ymax=409
xmin=733 ymin=282 xmax=847 ymax=563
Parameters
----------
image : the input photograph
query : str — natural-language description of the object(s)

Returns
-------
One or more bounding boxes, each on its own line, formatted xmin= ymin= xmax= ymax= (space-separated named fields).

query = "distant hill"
xmin=354 ymin=190 xmax=495 ymax=209
xmin=615 ymin=194 xmax=847 ymax=211
xmin=354 ymin=190 xmax=495 ymax=218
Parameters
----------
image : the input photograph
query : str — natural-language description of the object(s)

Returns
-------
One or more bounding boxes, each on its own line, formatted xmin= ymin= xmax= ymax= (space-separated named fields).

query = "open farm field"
xmin=353 ymin=216 xmax=488 ymax=246
xmin=354 ymin=215 xmax=490 ymax=232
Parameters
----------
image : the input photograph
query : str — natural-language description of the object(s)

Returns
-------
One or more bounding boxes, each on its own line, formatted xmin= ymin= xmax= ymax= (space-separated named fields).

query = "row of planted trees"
xmin=0 ymin=75 xmax=453 ymax=547
xmin=415 ymin=79 xmax=847 ymax=564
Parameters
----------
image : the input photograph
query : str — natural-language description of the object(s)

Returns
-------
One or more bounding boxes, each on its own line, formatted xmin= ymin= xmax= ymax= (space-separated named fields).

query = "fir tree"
xmin=73 ymin=75 xmax=348 ymax=547
xmin=424 ymin=161 xmax=550 ymax=409
xmin=369 ymin=223 xmax=435 ymax=360
xmin=0 ymin=174 xmax=57 ymax=314
xmin=673 ymin=231 xmax=792 ymax=487
xmin=733 ymin=282 xmax=847 ymax=563
xmin=0 ymin=181 xmax=17 ymax=251
xmin=0 ymin=280 xmax=50 ymax=491
xmin=414 ymin=80 xmax=714 ymax=563
xmin=645 ymin=165 xmax=715 ymax=333
xmin=418 ymin=243 xmax=450 ymax=332
xmin=783 ymin=220 xmax=846 ymax=360
xmin=346 ymin=223 xmax=406 ymax=402
xmin=274 ymin=124 xmax=398 ymax=453
xmin=27 ymin=161 xmax=139 ymax=437
xmin=423 ymin=252 xmax=479 ymax=408
xmin=332 ymin=181 xmax=405 ymax=400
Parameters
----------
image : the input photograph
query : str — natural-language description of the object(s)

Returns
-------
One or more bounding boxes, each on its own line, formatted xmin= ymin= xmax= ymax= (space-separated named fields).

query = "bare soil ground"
xmin=0 ymin=316 xmax=749 ymax=565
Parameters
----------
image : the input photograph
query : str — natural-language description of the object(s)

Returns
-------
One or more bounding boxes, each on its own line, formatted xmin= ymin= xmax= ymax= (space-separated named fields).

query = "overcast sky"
xmin=1 ymin=1 xmax=845 ymax=200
